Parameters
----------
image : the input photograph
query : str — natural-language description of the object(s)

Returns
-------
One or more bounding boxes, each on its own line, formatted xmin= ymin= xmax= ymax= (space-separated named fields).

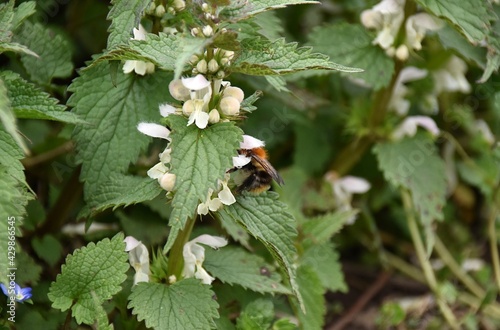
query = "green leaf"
xmin=293 ymin=265 xmax=325 ymax=330
xmin=0 ymin=77 xmax=28 ymax=153
xmin=236 ymin=299 xmax=274 ymax=330
xmin=218 ymin=212 xmax=251 ymax=249
xmin=13 ymin=21 xmax=73 ymax=84
xmin=302 ymin=210 xmax=358 ymax=247
xmin=48 ymin=233 xmax=128 ymax=327
xmin=79 ymin=174 xmax=163 ymax=218
xmin=168 ymin=116 xmax=242 ymax=231
xmin=0 ymin=1 xmax=14 ymax=42
xmin=301 ymin=242 xmax=347 ymax=293
xmin=69 ymin=63 xmax=171 ymax=199
xmin=128 ymin=279 xmax=219 ymax=330
xmin=232 ymin=38 xmax=362 ymax=76
xmin=0 ymin=42 xmax=38 ymax=57
xmin=437 ymin=24 xmax=486 ymax=69
xmin=416 ymin=0 xmax=490 ymax=43
xmin=219 ymin=0 xmax=318 ymax=22
xmin=32 ymin=234 xmax=63 ymax=268
xmin=373 ymin=133 xmax=447 ymax=254
xmin=218 ymin=192 xmax=303 ymax=310
xmin=308 ymin=23 xmax=394 ymax=90
xmin=107 ymin=0 xmax=150 ymax=48
xmin=0 ymin=71 xmax=84 ymax=124
xmin=204 ymin=247 xmax=291 ymax=294
xmin=11 ymin=1 xmax=36 ymax=31
xmin=94 ymin=33 xmax=210 ymax=79
xmin=373 ymin=134 xmax=447 ymax=226
xmin=0 ymin=168 xmax=27 ymax=284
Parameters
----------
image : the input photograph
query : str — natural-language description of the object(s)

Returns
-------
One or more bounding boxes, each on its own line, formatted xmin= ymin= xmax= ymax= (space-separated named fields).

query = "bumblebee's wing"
xmin=252 ymin=154 xmax=285 ymax=185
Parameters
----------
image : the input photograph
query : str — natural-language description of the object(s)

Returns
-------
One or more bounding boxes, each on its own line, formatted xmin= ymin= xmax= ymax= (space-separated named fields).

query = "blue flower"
xmin=0 ymin=283 xmax=32 ymax=302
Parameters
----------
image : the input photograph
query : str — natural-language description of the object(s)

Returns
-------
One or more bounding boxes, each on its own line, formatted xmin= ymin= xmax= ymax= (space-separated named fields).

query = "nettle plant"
xmin=1 ymin=0 xmax=363 ymax=329
xmin=2 ymin=0 xmax=500 ymax=329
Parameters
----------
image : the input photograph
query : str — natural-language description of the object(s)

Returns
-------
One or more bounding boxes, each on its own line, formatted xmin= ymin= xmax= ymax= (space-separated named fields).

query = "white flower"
xmin=124 ymin=236 xmax=150 ymax=284
xmin=360 ymin=0 xmax=405 ymax=50
xmin=123 ymin=25 xmax=155 ymax=76
xmin=388 ymin=67 xmax=428 ymax=116
xmin=240 ymin=135 xmax=265 ymax=149
xmin=137 ymin=123 xmax=171 ymax=140
xmin=461 ymin=259 xmax=485 ymax=272
xmin=159 ymin=104 xmax=177 ymax=117
xmin=182 ymin=74 xmax=211 ymax=96
xmin=182 ymin=234 xmax=228 ymax=284
xmin=325 ymin=173 xmax=371 ymax=224
xmin=218 ymin=176 xmax=236 ymax=205
xmin=405 ymin=13 xmax=443 ymax=51
xmin=392 ymin=116 xmax=440 ymax=140
xmin=232 ymin=154 xmax=251 ymax=168
xmin=433 ymin=56 xmax=471 ymax=94
xmin=147 ymin=162 xmax=169 ymax=180
xmin=187 ymin=99 xmax=210 ymax=129
xmin=474 ymin=119 xmax=495 ymax=145
xmin=197 ymin=189 xmax=222 ymax=215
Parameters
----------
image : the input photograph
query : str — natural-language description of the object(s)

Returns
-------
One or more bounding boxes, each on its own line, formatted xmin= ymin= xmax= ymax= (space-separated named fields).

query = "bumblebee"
xmin=231 ymin=147 xmax=284 ymax=194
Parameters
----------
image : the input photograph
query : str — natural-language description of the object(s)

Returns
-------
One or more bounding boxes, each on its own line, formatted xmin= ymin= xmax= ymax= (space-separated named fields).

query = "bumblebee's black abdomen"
xmin=236 ymin=170 xmax=273 ymax=193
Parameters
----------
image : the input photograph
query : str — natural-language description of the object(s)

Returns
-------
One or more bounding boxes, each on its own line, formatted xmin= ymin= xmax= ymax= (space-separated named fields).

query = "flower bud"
xmin=167 ymin=6 xmax=175 ymax=14
xmin=208 ymin=59 xmax=219 ymax=73
xmin=223 ymin=86 xmax=244 ymax=103
xmin=395 ymin=44 xmax=409 ymax=61
xmin=208 ymin=109 xmax=220 ymax=124
xmin=146 ymin=2 xmax=156 ymax=15
xmin=159 ymin=173 xmax=176 ymax=191
xmin=189 ymin=54 xmax=199 ymax=65
xmin=196 ymin=59 xmax=207 ymax=74
xmin=220 ymin=57 xmax=229 ymax=66
xmin=173 ymin=0 xmax=185 ymax=11
xmin=155 ymin=4 xmax=166 ymax=17
xmin=223 ymin=50 xmax=234 ymax=59
xmin=219 ymin=96 xmax=240 ymax=116
xmin=202 ymin=25 xmax=213 ymax=37
xmin=183 ymin=100 xmax=195 ymax=115
xmin=169 ymin=79 xmax=190 ymax=101
xmin=216 ymin=70 xmax=225 ymax=79
xmin=202 ymin=3 xmax=209 ymax=12
xmin=191 ymin=27 xmax=200 ymax=37
xmin=145 ymin=62 xmax=155 ymax=74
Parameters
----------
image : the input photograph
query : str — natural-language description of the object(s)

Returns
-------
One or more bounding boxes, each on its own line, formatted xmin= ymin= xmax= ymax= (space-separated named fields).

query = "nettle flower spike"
xmin=122 ymin=25 xmax=155 ymax=76
xmin=182 ymin=234 xmax=228 ymax=284
xmin=124 ymin=236 xmax=150 ymax=284
xmin=137 ymin=108 xmax=176 ymax=192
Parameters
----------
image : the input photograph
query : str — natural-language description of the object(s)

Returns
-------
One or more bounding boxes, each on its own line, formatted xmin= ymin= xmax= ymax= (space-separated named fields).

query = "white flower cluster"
xmin=124 ymin=233 xmax=228 ymax=286
xmin=145 ymin=0 xmax=185 ymax=17
xmin=361 ymin=0 xmax=443 ymax=60
xmin=188 ymin=48 xmax=235 ymax=80
xmin=168 ymin=74 xmax=244 ymax=129
xmin=122 ymin=25 xmax=155 ymax=76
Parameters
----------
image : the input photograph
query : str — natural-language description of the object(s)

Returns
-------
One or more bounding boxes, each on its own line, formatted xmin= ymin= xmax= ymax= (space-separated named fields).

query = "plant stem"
xmin=166 ymin=216 xmax=196 ymax=280
xmin=434 ymin=236 xmax=486 ymax=299
xmin=21 ymin=141 xmax=74 ymax=169
xmin=401 ymin=189 xmax=459 ymax=329
xmin=488 ymin=203 xmax=500 ymax=290
xmin=385 ymin=250 xmax=500 ymax=320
